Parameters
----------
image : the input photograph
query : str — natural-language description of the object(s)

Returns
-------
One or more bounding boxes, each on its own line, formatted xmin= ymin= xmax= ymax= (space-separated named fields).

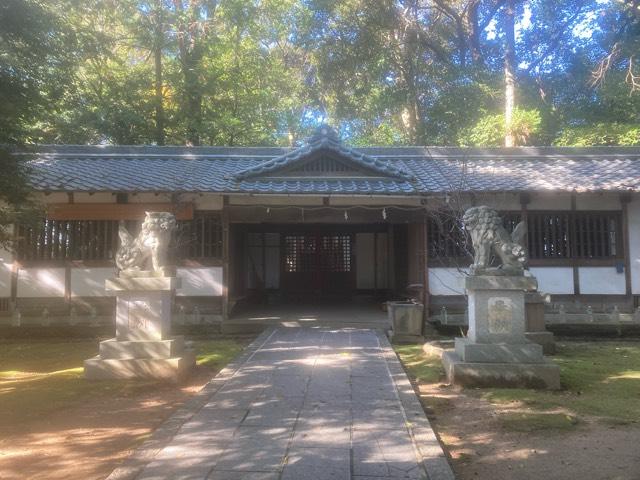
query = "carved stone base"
xmin=443 ymin=350 xmax=560 ymax=390
xmin=442 ymin=273 xmax=560 ymax=389
xmin=84 ymin=351 xmax=195 ymax=382
xmin=84 ymin=276 xmax=195 ymax=381
xmin=455 ymin=337 xmax=545 ymax=364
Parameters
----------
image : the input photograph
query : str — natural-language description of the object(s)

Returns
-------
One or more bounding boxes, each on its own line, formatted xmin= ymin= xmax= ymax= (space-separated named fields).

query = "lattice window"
xmin=527 ymin=212 xmax=570 ymax=259
xmin=176 ymin=212 xmax=223 ymax=259
xmin=573 ymin=212 xmax=620 ymax=258
xmin=16 ymin=219 xmax=119 ymax=261
xmin=285 ymin=234 xmax=352 ymax=273
xmin=285 ymin=235 xmax=317 ymax=273
xmin=320 ymin=235 xmax=352 ymax=272
xmin=427 ymin=215 xmax=469 ymax=259
xmin=427 ymin=211 xmax=622 ymax=261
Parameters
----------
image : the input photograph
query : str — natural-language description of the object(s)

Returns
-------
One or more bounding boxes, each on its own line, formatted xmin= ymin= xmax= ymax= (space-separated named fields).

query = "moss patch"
xmin=394 ymin=340 xmax=640 ymax=427
xmin=394 ymin=344 xmax=444 ymax=384
xmin=478 ymin=342 xmax=640 ymax=423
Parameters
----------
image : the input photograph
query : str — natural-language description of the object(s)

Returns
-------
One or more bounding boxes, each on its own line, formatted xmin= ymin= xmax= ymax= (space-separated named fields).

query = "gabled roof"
xmin=233 ymin=125 xmax=414 ymax=181
xmin=13 ymin=136 xmax=640 ymax=195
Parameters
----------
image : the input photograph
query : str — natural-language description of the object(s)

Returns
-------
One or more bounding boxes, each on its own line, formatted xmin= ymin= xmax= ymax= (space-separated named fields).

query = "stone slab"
xmin=525 ymin=331 xmax=556 ymax=354
xmin=442 ymin=350 xmax=561 ymax=390
xmin=99 ymin=336 xmax=185 ymax=359
xmin=467 ymin=288 xmax=527 ymax=344
xmin=115 ymin=291 xmax=173 ymax=341
xmin=106 ymin=276 xmax=181 ymax=292
xmin=105 ymin=327 xmax=455 ymax=480
xmin=84 ymin=351 xmax=196 ymax=381
xmin=455 ymin=337 xmax=544 ymax=364
xmin=464 ymin=274 xmax=537 ymax=291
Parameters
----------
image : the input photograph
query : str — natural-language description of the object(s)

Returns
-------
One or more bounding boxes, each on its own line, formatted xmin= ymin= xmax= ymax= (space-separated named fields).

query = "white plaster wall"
xmin=528 ymin=193 xmax=572 ymax=210
xmin=579 ymin=267 xmax=626 ymax=295
xmin=0 ymin=244 xmax=12 ymax=297
xmin=177 ymin=267 xmax=223 ymax=296
xmin=17 ymin=268 xmax=66 ymax=297
xmin=628 ymin=198 xmax=640 ymax=294
xmin=356 ymin=233 xmax=388 ymax=289
xmin=73 ymin=192 xmax=115 ymax=203
xmin=575 ymin=194 xmax=620 ymax=210
xmin=429 ymin=268 xmax=466 ymax=296
xmin=70 ymin=268 xmax=116 ymax=296
xmin=529 ymin=267 xmax=574 ymax=294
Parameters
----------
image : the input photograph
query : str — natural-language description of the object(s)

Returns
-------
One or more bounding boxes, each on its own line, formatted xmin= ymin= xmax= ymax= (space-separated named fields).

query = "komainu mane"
xmin=462 ymin=206 xmax=527 ymax=276
xmin=115 ymin=212 xmax=177 ymax=276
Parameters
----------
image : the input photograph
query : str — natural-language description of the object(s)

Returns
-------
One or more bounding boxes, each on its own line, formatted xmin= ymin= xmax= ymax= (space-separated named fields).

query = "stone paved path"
xmin=111 ymin=328 xmax=454 ymax=480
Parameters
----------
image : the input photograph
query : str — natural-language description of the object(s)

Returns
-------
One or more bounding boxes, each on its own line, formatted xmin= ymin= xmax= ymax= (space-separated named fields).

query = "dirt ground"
xmin=0 ymin=365 xmax=225 ymax=480
xmin=419 ymin=382 xmax=640 ymax=480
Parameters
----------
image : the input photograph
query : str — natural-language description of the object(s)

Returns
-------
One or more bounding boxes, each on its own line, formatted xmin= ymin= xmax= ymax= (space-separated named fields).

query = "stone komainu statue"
xmin=462 ymin=206 xmax=527 ymax=275
xmin=115 ymin=212 xmax=177 ymax=276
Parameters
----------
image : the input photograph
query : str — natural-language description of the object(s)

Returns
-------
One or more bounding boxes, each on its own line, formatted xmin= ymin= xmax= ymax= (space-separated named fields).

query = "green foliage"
xmin=554 ymin=123 xmax=640 ymax=146
xmin=1 ymin=0 xmax=638 ymax=147
xmin=459 ymin=108 xmax=542 ymax=146
xmin=0 ymin=149 xmax=41 ymax=249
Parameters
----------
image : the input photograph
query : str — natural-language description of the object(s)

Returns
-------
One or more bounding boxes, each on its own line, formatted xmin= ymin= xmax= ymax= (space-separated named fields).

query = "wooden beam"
xmin=46 ymin=203 xmax=194 ymax=221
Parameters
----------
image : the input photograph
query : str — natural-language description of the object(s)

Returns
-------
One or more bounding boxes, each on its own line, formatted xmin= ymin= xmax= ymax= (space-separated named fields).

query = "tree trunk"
xmin=153 ymin=1 xmax=165 ymax=146
xmin=173 ymin=0 xmax=203 ymax=146
xmin=504 ymin=0 xmax=516 ymax=147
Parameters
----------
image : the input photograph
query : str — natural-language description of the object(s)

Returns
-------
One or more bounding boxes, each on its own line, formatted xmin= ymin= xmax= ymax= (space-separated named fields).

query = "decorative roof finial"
xmin=309 ymin=124 xmax=340 ymax=143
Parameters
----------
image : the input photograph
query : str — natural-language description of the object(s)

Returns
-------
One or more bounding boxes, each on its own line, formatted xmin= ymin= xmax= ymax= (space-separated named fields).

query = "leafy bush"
xmin=459 ymin=108 xmax=542 ymax=146
xmin=554 ymin=123 xmax=640 ymax=146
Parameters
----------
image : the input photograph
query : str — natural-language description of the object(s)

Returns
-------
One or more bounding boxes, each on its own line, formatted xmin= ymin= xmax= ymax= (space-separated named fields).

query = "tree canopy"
xmin=1 ymin=0 xmax=639 ymax=147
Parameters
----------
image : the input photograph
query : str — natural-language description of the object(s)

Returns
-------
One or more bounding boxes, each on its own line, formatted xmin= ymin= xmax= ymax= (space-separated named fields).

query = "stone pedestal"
xmin=442 ymin=274 xmax=560 ymax=389
xmin=84 ymin=277 xmax=195 ymax=381
xmin=525 ymin=292 xmax=556 ymax=354
xmin=388 ymin=301 xmax=424 ymax=343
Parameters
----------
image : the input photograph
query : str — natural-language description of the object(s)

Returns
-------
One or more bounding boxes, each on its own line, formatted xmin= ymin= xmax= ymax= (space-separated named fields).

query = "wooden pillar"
xmin=621 ymin=193 xmax=633 ymax=298
xmin=221 ymin=197 xmax=230 ymax=320
xmin=387 ymin=224 xmax=395 ymax=294
xmin=570 ymin=194 xmax=580 ymax=295
xmin=373 ymin=232 xmax=378 ymax=297
xmin=421 ymin=220 xmax=430 ymax=326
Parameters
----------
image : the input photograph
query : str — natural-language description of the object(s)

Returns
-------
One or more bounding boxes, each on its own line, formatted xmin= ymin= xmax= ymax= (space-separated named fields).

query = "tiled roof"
xmin=233 ymin=125 xmax=414 ymax=181
xmin=15 ymin=137 xmax=640 ymax=195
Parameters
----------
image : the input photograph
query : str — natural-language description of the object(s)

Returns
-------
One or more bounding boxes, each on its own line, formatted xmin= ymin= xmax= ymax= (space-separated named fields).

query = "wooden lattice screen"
xmin=284 ymin=234 xmax=352 ymax=273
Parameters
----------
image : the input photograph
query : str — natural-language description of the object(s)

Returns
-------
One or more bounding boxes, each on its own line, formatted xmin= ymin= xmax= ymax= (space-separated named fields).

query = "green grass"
xmin=480 ymin=342 xmax=640 ymax=423
xmin=0 ymin=337 xmax=249 ymax=425
xmin=395 ymin=341 xmax=640 ymax=426
xmin=394 ymin=344 xmax=444 ymax=384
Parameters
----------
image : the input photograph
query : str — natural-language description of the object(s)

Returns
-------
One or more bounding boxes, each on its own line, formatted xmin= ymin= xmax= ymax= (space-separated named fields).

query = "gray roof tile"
xmin=17 ymin=140 xmax=640 ymax=195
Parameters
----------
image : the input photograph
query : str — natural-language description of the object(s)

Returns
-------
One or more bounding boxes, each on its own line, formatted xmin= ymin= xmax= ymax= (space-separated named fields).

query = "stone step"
xmin=98 ymin=336 xmax=185 ymax=359
xmin=84 ymin=351 xmax=195 ymax=382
